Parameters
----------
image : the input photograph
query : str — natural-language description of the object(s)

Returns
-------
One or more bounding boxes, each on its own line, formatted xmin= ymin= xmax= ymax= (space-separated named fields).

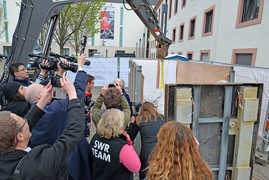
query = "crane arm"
xmin=2 ymin=0 xmax=170 ymax=84
xmin=8 ymin=0 xmax=170 ymax=64
xmin=124 ymin=0 xmax=171 ymax=58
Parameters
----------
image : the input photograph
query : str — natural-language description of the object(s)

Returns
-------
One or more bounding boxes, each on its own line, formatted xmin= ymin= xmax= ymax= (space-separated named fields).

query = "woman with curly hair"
xmin=127 ymin=102 xmax=165 ymax=180
xmin=147 ymin=121 xmax=213 ymax=180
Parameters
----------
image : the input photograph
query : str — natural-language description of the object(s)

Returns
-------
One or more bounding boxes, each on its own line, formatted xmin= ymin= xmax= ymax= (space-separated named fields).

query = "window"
xmin=63 ymin=48 xmax=70 ymax=56
xmin=169 ymin=0 xmax=172 ymax=18
xmin=236 ymin=0 xmax=264 ymax=28
xmin=172 ymin=28 xmax=176 ymax=42
xmin=182 ymin=0 xmax=186 ymax=9
xmin=187 ymin=51 xmax=193 ymax=60
xmin=232 ymin=48 xmax=257 ymax=66
xmin=188 ymin=17 xmax=196 ymax=40
xmin=174 ymin=0 xmax=178 ymax=14
xmin=235 ymin=54 xmax=252 ymax=65
xmin=205 ymin=11 xmax=213 ymax=33
xmin=200 ymin=50 xmax=210 ymax=61
xmin=202 ymin=6 xmax=215 ymax=37
xmin=179 ymin=23 xmax=184 ymax=42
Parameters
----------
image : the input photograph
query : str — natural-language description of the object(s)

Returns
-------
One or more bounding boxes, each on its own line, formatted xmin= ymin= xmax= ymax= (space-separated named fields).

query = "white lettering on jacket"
xmin=92 ymin=140 xmax=111 ymax=162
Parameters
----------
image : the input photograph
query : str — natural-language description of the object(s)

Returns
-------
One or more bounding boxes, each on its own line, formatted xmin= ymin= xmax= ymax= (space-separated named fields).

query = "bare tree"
xmin=54 ymin=0 xmax=104 ymax=55
xmin=69 ymin=0 xmax=103 ymax=55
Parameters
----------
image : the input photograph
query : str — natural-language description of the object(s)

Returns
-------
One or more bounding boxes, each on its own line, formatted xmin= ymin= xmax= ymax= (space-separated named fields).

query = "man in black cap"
xmin=1 ymin=82 xmax=31 ymax=117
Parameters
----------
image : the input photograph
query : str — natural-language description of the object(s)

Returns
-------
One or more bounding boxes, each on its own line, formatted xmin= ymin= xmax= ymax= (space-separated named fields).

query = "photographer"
xmin=21 ymin=54 xmax=91 ymax=180
xmin=22 ymin=53 xmax=87 ymax=147
xmin=1 ymin=58 xmax=71 ymax=117
xmin=1 ymin=60 xmax=50 ymax=115
xmin=0 ymin=78 xmax=86 ymax=180
xmin=9 ymin=60 xmax=49 ymax=87
xmin=92 ymin=82 xmax=131 ymax=128
xmin=114 ymin=78 xmax=133 ymax=116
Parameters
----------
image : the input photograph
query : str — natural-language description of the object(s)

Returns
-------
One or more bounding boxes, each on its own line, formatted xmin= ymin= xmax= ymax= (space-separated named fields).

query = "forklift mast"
xmin=3 ymin=0 xmax=171 ymax=82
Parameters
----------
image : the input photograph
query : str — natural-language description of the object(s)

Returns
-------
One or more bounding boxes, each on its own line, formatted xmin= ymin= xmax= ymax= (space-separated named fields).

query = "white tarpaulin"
xmin=66 ymin=58 xmax=130 ymax=86
xmin=133 ymin=60 xmax=177 ymax=114
xmin=134 ymin=60 xmax=158 ymax=90
xmin=234 ymin=66 xmax=269 ymax=136
xmin=163 ymin=60 xmax=177 ymax=84
xmin=157 ymin=60 xmax=177 ymax=114
xmin=133 ymin=60 xmax=163 ymax=113
xmin=120 ymin=58 xmax=130 ymax=86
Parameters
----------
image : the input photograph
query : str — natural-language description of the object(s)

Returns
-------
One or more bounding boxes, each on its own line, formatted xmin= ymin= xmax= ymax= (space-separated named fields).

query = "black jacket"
xmin=2 ymin=100 xmax=31 ymax=117
xmin=29 ymin=71 xmax=87 ymax=147
xmin=13 ymin=78 xmax=31 ymax=87
xmin=126 ymin=116 xmax=165 ymax=179
xmin=0 ymin=99 xmax=85 ymax=180
xmin=89 ymin=134 xmax=132 ymax=180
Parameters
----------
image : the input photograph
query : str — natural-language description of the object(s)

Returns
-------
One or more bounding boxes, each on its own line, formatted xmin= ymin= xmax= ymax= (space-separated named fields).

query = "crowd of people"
xmin=0 ymin=54 xmax=213 ymax=180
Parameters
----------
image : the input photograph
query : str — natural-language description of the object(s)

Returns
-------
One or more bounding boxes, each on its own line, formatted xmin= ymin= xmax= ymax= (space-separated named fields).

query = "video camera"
xmin=28 ymin=36 xmax=89 ymax=88
xmin=108 ymin=84 xmax=116 ymax=88
xmin=29 ymin=53 xmax=78 ymax=73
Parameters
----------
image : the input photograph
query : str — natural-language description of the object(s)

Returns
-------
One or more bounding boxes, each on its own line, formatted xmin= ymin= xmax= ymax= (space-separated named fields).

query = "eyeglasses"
xmin=18 ymin=119 xmax=27 ymax=132
xmin=18 ymin=68 xmax=27 ymax=72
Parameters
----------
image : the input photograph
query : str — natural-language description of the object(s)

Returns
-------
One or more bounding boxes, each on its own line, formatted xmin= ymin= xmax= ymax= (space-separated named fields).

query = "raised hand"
xmin=122 ymin=130 xmax=132 ymax=145
xmin=114 ymin=81 xmax=123 ymax=95
xmin=57 ymin=59 xmax=69 ymax=76
xmin=36 ymin=82 xmax=52 ymax=110
xmin=39 ymin=59 xmax=49 ymax=76
xmin=78 ymin=53 xmax=86 ymax=68
xmin=101 ymin=85 xmax=108 ymax=97
xmin=60 ymin=77 xmax=77 ymax=100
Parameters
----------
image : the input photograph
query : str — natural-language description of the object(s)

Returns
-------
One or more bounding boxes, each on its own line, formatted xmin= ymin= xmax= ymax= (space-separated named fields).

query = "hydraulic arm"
xmin=3 ymin=0 xmax=171 ymax=82
xmin=124 ymin=0 xmax=171 ymax=58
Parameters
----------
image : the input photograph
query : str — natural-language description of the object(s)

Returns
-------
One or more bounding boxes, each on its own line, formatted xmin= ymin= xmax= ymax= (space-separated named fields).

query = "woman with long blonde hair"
xmin=147 ymin=121 xmax=213 ymax=180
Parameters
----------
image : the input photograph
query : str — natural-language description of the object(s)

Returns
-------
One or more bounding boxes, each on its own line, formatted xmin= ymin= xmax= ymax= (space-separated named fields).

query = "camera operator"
xmin=1 ymin=60 xmax=54 ymax=117
xmin=9 ymin=60 xmax=49 ymax=87
xmin=92 ymin=82 xmax=131 ymax=128
xmin=22 ymin=53 xmax=87 ymax=147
